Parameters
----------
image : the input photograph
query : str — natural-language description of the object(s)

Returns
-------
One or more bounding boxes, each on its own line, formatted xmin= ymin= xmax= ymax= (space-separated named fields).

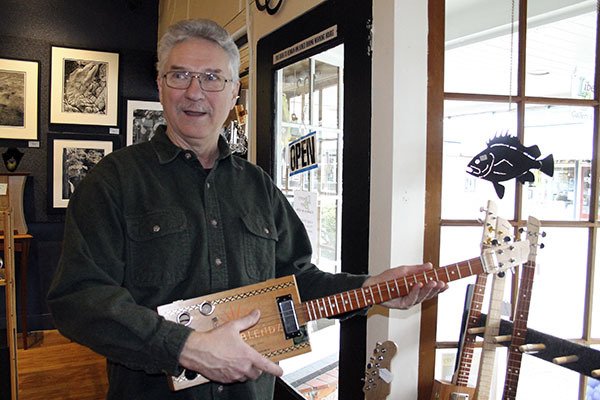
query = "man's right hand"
xmin=177 ymin=309 xmax=284 ymax=383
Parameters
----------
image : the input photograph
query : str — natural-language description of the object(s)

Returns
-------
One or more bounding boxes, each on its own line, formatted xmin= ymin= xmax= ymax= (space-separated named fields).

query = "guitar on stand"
xmin=362 ymin=340 xmax=397 ymax=400
xmin=474 ymin=216 xmax=514 ymax=400
xmin=430 ymin=201 xmax=511 ymax=400
xmin=158 ymin=221 xmax=529 ymax=390
xmin=501 ymin=216 xmax=542 ymax=400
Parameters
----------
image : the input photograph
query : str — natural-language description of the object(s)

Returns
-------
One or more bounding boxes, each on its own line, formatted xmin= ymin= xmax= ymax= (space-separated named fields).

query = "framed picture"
xmin=0 ymin=58 xmax=39 ymax=140
xmin=50 ymin=46 xmax=119 ymax=126
xmin=49 ymin=134 xmax=118 ymax=211
xmin=126 ymin=99 xmax=165 ymax=145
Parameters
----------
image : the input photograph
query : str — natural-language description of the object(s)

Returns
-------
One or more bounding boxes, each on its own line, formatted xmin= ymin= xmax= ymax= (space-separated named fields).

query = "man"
xmin=48 ymin=19 xmax=446 ymax=400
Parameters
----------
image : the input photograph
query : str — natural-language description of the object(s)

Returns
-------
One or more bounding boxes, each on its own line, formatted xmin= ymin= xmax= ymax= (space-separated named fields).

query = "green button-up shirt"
xmin=47 ymin=128 xmax=367 ymax=400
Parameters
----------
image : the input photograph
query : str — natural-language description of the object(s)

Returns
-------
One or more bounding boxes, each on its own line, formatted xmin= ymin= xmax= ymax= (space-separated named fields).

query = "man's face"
xmin=157 ymin=38 xmax=239 ymax=146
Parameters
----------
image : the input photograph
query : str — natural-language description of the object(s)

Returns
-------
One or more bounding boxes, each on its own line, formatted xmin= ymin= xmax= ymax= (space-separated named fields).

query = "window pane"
xmin=521 ymin=105 xmax=593 ymax=221
xmin=437 ymin=226 xmax=483 ymax=342
xmin=525 ymin=1 xmax=597 ymax=99
xmin=512 ymin=356 xmax=580 ymax=399
xmin=443 ymin=101 xmax=517 ymax=219
xmin=528 ymin=228 xmax=588 ymax=338
xmin=445 ymin=0 xmax=518 ymax=95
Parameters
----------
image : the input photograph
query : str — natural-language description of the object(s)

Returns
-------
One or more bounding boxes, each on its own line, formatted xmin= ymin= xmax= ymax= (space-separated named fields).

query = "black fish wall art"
xmin=466 ymin=134 xmax=554 ymax=199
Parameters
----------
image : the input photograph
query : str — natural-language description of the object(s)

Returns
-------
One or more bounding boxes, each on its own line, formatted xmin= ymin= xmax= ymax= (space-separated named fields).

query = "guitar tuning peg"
xmin=503 ymin=236 xmax=511 ymax=243
xmin=518 ymin=227 xmax=525 ymax=233
xmin=491 ymin=239 xmax=499 ymax=246
xmin=541 ymin=231 xmax=547 ymax=238
xmin=539 ymin=243 xmax=545 ymax=249
xmin=497 ymin=271 xmax=505 ymax=278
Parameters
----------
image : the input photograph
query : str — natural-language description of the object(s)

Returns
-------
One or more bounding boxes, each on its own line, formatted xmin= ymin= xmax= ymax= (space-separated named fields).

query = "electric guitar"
xmin=431 ymin=201 xmax=511 ymax=400
xmin=363 ymin=341 xmax=397 ymax=399
xmin=158 ymin=239 xmax=529 ymax=391
xmin=501 ymin=216 xmax=542 ymax=400
xmin=475 ymin=216 xmax=514 ymax=400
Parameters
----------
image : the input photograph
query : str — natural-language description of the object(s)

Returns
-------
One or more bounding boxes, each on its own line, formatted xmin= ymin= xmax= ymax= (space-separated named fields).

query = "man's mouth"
xmin=183 ymin=109 xmax=208 ymax=117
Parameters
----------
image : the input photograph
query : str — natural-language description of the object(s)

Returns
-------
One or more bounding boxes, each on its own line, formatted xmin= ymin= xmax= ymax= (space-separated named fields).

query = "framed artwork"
xmin=0 ymin=58 xmax=39 ymax=140
xmin=50 ymin=46 xmax=119 ymax=126
xmin=126 ymin=99 xmax=165 ymax=145
xmin=49 ymin=134 xmax=118 ymax=211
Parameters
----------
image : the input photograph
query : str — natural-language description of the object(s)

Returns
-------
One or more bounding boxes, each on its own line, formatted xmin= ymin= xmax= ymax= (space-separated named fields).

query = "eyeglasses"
xmin=162 ymin=71 xmax=233 ymax=92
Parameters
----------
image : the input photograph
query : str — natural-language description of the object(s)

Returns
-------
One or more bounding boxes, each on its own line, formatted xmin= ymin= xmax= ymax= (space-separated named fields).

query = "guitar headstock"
xmin=363 ymin=340 xmax=397 ymax=400
xmin=480 ymin=200 xmax=499 ymax=249
xmin=480 ymin=240 xmax=529 ymax=275
xmin=522 ymin=216 xmax=543 ymax=261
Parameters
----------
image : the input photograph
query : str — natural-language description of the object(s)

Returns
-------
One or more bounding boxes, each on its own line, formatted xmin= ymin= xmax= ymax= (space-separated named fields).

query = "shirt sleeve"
xmin=46 ymin=159 xmax=191 ymax=376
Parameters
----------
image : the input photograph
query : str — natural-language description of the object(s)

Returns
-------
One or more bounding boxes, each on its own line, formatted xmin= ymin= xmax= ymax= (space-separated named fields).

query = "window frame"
xmin=420 ymin=1 xmax=600 ymax=399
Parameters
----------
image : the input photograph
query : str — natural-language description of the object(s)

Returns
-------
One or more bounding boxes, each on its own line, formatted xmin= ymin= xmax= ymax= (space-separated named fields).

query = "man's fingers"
xmin=233 ymin=309 xmax=261 ymax=332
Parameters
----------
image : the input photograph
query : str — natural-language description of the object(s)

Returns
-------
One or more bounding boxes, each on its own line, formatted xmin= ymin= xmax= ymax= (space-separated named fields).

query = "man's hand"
xmin=178 ymin=309 xmax=283 ymax=383
xmin=362 ymin=263 xmax=447 ymax=309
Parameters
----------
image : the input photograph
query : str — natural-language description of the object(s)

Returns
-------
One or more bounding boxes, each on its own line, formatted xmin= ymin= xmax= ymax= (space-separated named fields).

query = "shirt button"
xmin=263 ymin=227 xmax=270 ymax=235
xmin=206 ymin=182 xmax=211 ymax=189
xmin=152 ymin=225 xmax=160 ymax=233
xmin=211 ymin=219 xmax=218 ymax=227
xmin=184 ymin=152 xmax=192 ymax=160
xmin=217 ymin=385 xmax=224 ymax=392
xmin=215 ymin=258 xmax=222 ymax=267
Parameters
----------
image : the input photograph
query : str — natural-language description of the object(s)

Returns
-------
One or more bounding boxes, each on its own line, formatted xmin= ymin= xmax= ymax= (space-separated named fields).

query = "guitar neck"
xmin=297 ymin=256 xmax=485 ymax=324
xmin=452 ymin=273 xmax=488 ymax=386
xmin=502 ymin=261 xmax=536 ymax=400
xmin=475 ymin=272 xmax=508 ymax=400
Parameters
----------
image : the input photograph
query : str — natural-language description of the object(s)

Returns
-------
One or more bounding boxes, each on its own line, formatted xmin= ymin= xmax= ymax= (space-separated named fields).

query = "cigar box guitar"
xmin=157 ymin=240 xmax=529 ymax=391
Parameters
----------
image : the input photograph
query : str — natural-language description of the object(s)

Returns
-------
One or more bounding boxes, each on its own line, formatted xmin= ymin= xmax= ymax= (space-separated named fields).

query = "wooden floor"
xmin=16 ymin=330 xmax=108 ymax=400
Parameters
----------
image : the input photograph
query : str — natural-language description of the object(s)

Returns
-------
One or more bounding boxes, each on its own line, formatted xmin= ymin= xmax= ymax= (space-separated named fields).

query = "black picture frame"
xmin=0 ymin=57 xmax=40 ymax=140
xmin=47 ymin=133 xmax=119 ymax=212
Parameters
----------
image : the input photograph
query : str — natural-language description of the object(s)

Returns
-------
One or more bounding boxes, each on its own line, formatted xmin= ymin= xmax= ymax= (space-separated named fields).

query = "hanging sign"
xmin=293 ymin=190 xmax=318 ymax=252
xmin=273 ymin=25 xmax=337 ymax=64
xmin=288 ymin=131 xmax=318 ymax=177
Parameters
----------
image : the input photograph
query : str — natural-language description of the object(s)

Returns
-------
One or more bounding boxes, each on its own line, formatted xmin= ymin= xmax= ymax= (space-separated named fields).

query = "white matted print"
xmin=50 ymin=46 xmax=119 ymax=126
xmin=52 ymin=138 xmax=113 ymax=209
xmin=0 ymin=58 xmax=39 ymax=140
xmin=126 ymin=99 xmax=165 ymax=145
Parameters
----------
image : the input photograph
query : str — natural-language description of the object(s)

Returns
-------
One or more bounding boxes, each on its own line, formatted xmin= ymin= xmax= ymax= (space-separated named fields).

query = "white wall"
xmin=368 ymin=1 xmax=429 ymax=399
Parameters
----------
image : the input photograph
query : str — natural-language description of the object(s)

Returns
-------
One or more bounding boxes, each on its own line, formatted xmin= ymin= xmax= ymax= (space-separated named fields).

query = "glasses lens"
xmin=166 ymin=72 xmax=191 ymax=89
xmin=201 ymin=74 xmax=224 ymax=92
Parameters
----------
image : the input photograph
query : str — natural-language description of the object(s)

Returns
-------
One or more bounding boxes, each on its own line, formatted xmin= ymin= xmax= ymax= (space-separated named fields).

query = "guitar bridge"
xmin=277 ymin=294 xmax=301 ymax=339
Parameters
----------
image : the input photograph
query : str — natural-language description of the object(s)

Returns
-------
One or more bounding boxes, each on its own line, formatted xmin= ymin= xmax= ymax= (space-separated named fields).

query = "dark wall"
xmin=0 ymin=0 xmax=160 ymax=330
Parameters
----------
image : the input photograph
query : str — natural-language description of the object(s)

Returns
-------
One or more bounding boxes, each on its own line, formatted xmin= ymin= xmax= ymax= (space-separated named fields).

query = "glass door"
xmin=256 ymin=1 xmax=372 ymax=398
xmin=275 ymin=46 xmax=344 ymax=399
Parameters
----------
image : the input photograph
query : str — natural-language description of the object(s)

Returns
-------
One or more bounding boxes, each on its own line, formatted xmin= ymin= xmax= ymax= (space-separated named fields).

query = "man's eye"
xmin=205 ymin=73 xmax=220 ymax=82
xmin=172 ymin=72 xmax=189 ymax=80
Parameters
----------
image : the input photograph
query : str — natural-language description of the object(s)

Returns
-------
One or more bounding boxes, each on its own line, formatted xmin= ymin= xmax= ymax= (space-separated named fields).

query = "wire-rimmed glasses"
xmin=162 ymin=71 xmax=233 ymax=92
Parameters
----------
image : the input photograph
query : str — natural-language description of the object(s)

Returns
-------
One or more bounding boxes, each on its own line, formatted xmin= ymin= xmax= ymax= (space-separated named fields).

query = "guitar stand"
xmin=478 ymin=313 xmax=600 ymax=379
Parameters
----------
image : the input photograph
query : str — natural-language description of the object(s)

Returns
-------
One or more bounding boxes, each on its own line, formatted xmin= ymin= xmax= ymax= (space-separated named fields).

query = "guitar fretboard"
xmin=502 ymin=260 xmax=536 ymax=400
xmin=297 ymin=257 xmax=484 ymax=324
xmin=453 ymin=273 xmax=488 ymax=386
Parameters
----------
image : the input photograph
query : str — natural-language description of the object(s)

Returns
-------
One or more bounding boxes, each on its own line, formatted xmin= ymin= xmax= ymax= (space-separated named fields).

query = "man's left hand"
xmin=362 ymin=263 xmax=447 ymax=309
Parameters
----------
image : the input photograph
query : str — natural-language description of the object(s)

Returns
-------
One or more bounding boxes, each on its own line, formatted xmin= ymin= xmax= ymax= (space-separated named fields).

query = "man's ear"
xmin=230 ymin=81 xmax=241 ymax=109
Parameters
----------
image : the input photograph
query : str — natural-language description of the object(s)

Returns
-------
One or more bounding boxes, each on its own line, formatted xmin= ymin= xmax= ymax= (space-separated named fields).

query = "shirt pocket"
xmin=125 ymin=208 xmax=191 ymax=287
xmin=240 ymin=212 xmax=278 ymax=282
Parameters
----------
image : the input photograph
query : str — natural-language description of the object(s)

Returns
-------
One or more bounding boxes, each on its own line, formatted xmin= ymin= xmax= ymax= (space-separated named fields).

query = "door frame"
xmin=256 ymin=0 xmax=372 ymax=398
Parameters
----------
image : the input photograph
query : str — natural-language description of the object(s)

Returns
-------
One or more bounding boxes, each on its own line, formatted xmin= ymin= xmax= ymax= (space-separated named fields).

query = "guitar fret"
xmin=403 ymin=277 xmax=409 ymax=293
xmin=385 ymin=281 xmax=392 ymax=301
xmin=467 ymin=259 xmax=473 ymax=275
xmin=376 ymin=284 xmax=383 ymax=302
xmin=354 ymin=290 xmax=361 ymax=309
xmin=445 ymin=267 xmax=450 ymax=281
xmin=457 ymin=263 xmax=462 ymax=279
xmin=327 ymin=296 xmax=334 ymax=315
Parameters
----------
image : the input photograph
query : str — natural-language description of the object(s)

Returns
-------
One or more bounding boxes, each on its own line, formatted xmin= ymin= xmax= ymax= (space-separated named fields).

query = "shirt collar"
xmin=151 ymin=125 xmax=240 ymax=169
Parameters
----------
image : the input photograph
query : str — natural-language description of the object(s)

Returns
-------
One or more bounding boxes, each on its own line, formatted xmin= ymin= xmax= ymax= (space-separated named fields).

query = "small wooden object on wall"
xmin=0 ymin=173 xmax=29 ymax=234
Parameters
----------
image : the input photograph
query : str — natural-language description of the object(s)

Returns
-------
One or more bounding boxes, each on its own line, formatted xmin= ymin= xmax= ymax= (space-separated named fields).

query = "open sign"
xmin=288 ymin=131 xmax=318 ymax=176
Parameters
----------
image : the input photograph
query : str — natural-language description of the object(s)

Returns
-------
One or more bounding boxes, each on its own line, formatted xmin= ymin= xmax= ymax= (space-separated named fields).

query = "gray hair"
xmin=156 ymin=19 xmax=240 ymax=81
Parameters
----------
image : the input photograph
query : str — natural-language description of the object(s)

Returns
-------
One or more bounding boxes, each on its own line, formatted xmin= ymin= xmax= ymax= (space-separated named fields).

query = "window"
xmin=425 ymin=1 xmax=599 ymax=399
